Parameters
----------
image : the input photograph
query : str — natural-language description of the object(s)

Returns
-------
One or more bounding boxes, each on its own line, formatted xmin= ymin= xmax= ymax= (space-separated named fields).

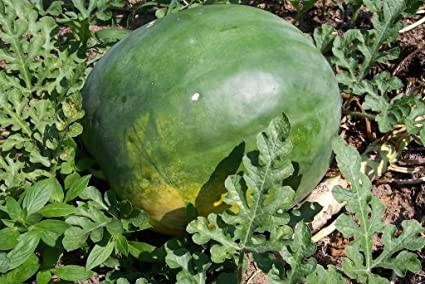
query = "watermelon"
xmin=82 ymin=4 xmax=341 ymax=235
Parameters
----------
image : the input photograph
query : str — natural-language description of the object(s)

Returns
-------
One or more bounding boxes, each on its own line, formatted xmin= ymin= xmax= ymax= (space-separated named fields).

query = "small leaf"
xmin=279 ymin=222 xmax=317 ymax=283
xmin=95 ymin=28 xmax=130 ymax=44
xmin=106 ymin=219 xmax=123 ymax=236
xmin=155 ymin=8 xmax=166 ymax=18
xmin=79 ymin=186 xmax=108 ymax=209
xmin=86 ymin=242 xmax=115 ymax=270
xmin=313 ymin=24 xmax=336 ymax=53
xmin=36 ymin=270 xmax=51 ymax=284
xmin=165 ymin=242 xmax=211 ymax=283
xmin=54 ymin=265 xmax=95 ymax=281
xmin=39 ymin=203 xmax=76 ymax=217
xmin=4 ymin=197 xmax=24 ymax=222
xmin=306 ymin=265 xmax=345 ymax=284
xmin=64 ymin=174 xmax=91 ymax=202
xmin=135 ymin=278 xmax=149 ymax=284
xmin=114 ymin=235 xmax=129 ymax=256
xmin=128 ymin=241 xmax=156 ymax=259
xmin=0 ymin=228 xmax=19 ymax=250
xmin=22 ymin=178 xmax=55 ymax=216
xmin=62 ymin=227 xmax=85 ymax=251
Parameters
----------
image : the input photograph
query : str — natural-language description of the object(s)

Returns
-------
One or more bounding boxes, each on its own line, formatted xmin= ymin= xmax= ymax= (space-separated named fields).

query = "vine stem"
xmin=346 ymin=111 xmax=376 ymax=120
xmin=351 ymin=5 xmax=362 ymax=26
xmin=322 ymin=0 xmax=326 ymax=17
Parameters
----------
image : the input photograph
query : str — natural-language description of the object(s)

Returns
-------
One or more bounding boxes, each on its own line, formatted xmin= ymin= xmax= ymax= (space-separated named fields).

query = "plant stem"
xmin=351 ymin=5 xmax=361 ymax=26
xmin=346 ymin=111 xmax=376 ymax=120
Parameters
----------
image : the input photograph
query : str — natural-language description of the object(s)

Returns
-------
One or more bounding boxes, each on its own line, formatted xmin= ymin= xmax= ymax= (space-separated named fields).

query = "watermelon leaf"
xmin=306 ymin=264 xmax=346 ymax=284
xmin=267 ymin=222 xmax=318 ymax=284
xmin=332 ymin=137 xmax=425 ymax=283
xmin=187 ymin=113 xmax=297 ymax=280
xmin=313 ymin=24 xmax=337 ymax=53
xmin=332 ymin=0 xmax=419 ymax=89
xmin=165 ymin=242 xmax=211 ymax=284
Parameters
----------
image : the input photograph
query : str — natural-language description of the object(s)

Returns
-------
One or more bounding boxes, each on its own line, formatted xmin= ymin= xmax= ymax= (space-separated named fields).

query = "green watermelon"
xmin=82 ymin=4 xmax=341 ymax=235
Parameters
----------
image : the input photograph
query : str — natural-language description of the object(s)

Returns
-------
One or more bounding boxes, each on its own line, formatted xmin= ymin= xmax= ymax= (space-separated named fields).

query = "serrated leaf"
xmin=332 ymin=0 xmax=416 ymax=90
xmin=4 ymin=196 xmax=24 ymax=222
xmin=332 ymin=137 xmax=425 ymax=283
xmin=277 ymin=222 xmax=317 ymax=283
xmin=0 ymin=0 xmax=89 ymax=192
xmin=355 ymin=71 xmax=425 ymax=135
xmin=165 ymin=242 xmax=211 ymax=284
xmin=187 ymin=113 xmax=295 ymax=266
xmin=306 ymin=264 xmax=346 ymax=284
xmin=313 ymin=24 xmax=336 ymax=53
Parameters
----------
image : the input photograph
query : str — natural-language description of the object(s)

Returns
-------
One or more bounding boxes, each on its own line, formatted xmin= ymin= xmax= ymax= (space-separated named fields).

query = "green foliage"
xmin=332 ymin=0 xmax=422 ymax=89
xmin=268 ymin=222 xmax=317 ymax=284
xmin=355 ymin=72 xmax=425 ymax=141
xmin=154 ymin=0 xmax=236 ymax=19
xmin=306 ymin=265 xmax=346 ymax=284
xmin=313 ymin=24 xmax=337 ymax=53
xmin=288 ymin=0 xmax=317 ymax=18
xmin=0 ymin=177 xmax=151 ymax=282
xmin=165 ymin=240 xmax=211 ymax=283
xmin=329 ymin=0 xmax=425 ymax=142
xmin=55 ymin=0 xmax=126 ymax=46
xmin=332 ymin=137 xmax=425 ymax=283
xmin=0 ymin=0 xmax=89 ymax=193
